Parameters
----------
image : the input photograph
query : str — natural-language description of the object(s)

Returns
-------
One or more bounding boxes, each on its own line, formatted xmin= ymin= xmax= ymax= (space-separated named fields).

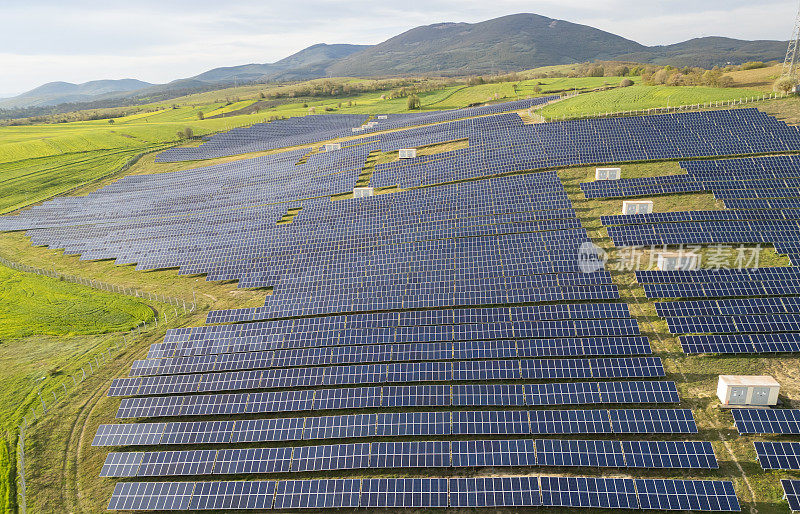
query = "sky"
xmin=0 ymin=0 xmax=795 ymax=97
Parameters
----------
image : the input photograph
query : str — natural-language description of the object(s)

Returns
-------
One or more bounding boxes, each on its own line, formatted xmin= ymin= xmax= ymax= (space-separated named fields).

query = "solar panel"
xmin=782 ymin=479 xmax=800 ymax=512
xmin=273 ymin=479 xmax=361 ymax=509
xmin=635 ymin=479 xmax=740 ymax=511
xmin=450 ymin=477 xmax=541 ymax=507
xmin=732 ymin=408 xmax=800 ymax=434
xmin=451 ymin=439 xmax=536 ymax=467
xmin=535 ymin=439 xmax=626 ymax=467
xmin=107 ymin=481 xmax=194 ymax=510
xmin=189 ymin=481 xmax=275 ymax=510
xmin=754 ymin=441 xmax=800 ymax=469
xmin=360 ymin=478 xmax=448 ymax=508
xmin=539 ymin=476 xmax=638 ymax=509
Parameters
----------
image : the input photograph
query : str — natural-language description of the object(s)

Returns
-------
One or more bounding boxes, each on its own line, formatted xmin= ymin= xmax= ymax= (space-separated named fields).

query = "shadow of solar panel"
xmin=450 ymin=477 xmax=541 ymax=507
xmin=360 ymin=478 xmax=448 ymax=508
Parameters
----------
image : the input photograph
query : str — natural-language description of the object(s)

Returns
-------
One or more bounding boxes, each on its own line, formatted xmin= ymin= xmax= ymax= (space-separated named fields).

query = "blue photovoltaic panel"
xmin=782 ymin=479 xmax=800 ymax=512
xmin=451 ymin=439 xmax=536 ymax=467
xmin=635 ymin=479 xmax=740 ymax=511
xmin=732 ymin=408 xmax=800 ymax=434
xmin=754 ymin=441 xmax=800 ymax=470
xmin=539 ymin=476 xmax=638 ymax=509
xmin=107 ymin=481 xmax=194 ymax=511
xmin=189 ymin=481 xmax=275 ymax=510
xmin=273 ymin=479 xmax=361 ymax=509
xmin=450 ymin=477 xmax=541 ymax=507
xmin=360 ymin=478 xmax=448 ymax=508
xmin=535 ymin=439 xmax=626 ymax=467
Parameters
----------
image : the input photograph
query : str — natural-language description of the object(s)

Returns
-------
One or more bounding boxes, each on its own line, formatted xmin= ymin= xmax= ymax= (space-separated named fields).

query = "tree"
xmin=197 ymin=111 xmax=204 ymax=120
xmin=407 ymin=94 xmax=421 ymax=110
xmin=533 ymin=86 xmax=542 ymax=94
xmin=107 ymin=118 xmax=115 ymax=124
xmin=775 ymin=77 xmax=796 ymax=93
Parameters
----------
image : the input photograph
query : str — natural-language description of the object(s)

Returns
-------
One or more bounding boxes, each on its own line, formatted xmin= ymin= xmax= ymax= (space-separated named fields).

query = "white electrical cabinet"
xmin=398 ymin=149 xmax=417 ymax=159
xmin=622 ymin=200 xmax=653 ymax=215
xmin=656 ymin=251 xmax=700 ymax=271
xmin=717 ymin=375 xmax=780 ymax=406
xmin=595 ymin=167 xmax=621 ymax=180
xmin=352 ymin=187 xmax=375 ymax=198
xmin=323 ymin=143 xmax=341 ymax=152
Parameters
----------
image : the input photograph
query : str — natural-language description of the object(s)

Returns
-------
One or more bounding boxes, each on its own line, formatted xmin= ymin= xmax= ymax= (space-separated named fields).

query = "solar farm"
xmin=8 ymin=95 xmax=800 ymax=512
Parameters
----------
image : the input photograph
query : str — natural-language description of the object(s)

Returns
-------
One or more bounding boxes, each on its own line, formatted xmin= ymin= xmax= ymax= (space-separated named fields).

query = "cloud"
xmin=0 ymin=0 xmax=794 ymax=95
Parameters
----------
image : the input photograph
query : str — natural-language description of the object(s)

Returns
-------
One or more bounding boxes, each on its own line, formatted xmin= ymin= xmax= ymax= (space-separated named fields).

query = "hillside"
xmin=1 ymin=13 xmax=788 ymax=111
xmin=327 ymin=13 xmax=647 ymax=76
xmin=0 ymin=79 xmax=152 ymax=108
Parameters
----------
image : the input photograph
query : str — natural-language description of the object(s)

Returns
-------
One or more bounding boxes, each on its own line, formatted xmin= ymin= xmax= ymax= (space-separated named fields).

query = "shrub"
xmin=197 ymin=111 xmax=204 ymax=120
xmin=774 ymin=76 xmax=796 ymax=93
xmin=619 ymin=78 xmax=634 ymax=87
xmin=742 ymin=61 xmax=767 ymax=70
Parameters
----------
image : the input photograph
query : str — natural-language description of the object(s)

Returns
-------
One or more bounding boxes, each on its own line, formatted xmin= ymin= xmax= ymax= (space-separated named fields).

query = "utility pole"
xmin=782 ymin=0 xmax=800 ymax=90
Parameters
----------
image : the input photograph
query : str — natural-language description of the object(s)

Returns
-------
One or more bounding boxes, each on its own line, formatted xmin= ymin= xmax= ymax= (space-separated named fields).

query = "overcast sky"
xmin=0 ymin=0 xmax=795 ymax=96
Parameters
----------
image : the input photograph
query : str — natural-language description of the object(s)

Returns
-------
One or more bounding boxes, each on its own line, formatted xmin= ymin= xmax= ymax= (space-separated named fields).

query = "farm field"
xmin=540 ymin=84 xmax=769 ymax=119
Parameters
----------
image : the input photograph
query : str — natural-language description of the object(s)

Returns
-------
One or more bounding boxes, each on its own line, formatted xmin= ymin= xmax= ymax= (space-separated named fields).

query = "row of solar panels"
xmin=100 ymin=438 xmax=718 ymax=478
xmin=150 ymin=335 xmax=649 ymax=362
xmin=93 ymin=409 xmax=698 ymax=447
xmin=114 ymin=381 xmax=680 ymax=418
xmin=129 ymin=333 xmax=649 ymax=377
xmin=108 ymin=357 xmax=666 ymax=397
xmin=107 ymin=476 xmax=740 ymax=511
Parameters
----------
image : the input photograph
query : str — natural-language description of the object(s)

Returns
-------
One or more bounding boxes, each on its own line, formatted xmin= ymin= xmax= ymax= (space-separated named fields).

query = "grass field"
xmin=0 ymin=264 xmax=154 ymax=340
xmin=540 ymin=84 xmax=767 ymax=119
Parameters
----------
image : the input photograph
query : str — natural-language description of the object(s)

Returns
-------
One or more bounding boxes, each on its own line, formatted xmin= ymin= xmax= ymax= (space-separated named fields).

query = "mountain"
xmin=0 ymin=79 xmax=152 ymax=108
xmin=327 ymin=13 xmax=646 ymax=76
xmin=614 ymin=36 xmax=788 ymax=68
xmin=1 ymin=14 xmax=788 ymax=112
xmin=192 ymin=44 xmax=369 ymax=83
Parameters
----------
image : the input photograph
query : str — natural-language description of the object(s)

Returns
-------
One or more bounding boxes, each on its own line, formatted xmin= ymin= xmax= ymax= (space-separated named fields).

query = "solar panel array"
xmin=107 ymin=477 xmax=740 ymax=511
xmin=5 ymin=105 xmax=785 ymax=511
xmin=154 ymin=97 xmax=557 ymax=162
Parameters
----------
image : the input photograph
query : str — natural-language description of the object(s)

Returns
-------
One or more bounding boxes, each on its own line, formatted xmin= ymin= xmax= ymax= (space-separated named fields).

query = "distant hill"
xmin=0 ymin=79 xmax=152 ymax=108
xmin=1 ymin=13 xmax=788 ymax=111
xmin=327 ymin=13 xmax=646 ymax=76
xmin=615 ymin=36 xmax=788 ymax=68
xmin=193 ymin=43 xmax=368 ymax=83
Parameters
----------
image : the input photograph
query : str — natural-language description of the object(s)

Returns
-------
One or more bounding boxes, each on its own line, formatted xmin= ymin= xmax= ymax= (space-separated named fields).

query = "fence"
xmin=6 ymin=255 xmax=198 ymax=513
xmin=0 ymin=255 xmax=196 ymax=313
xmin=541 ymin=91 xmax=791 ymax=122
